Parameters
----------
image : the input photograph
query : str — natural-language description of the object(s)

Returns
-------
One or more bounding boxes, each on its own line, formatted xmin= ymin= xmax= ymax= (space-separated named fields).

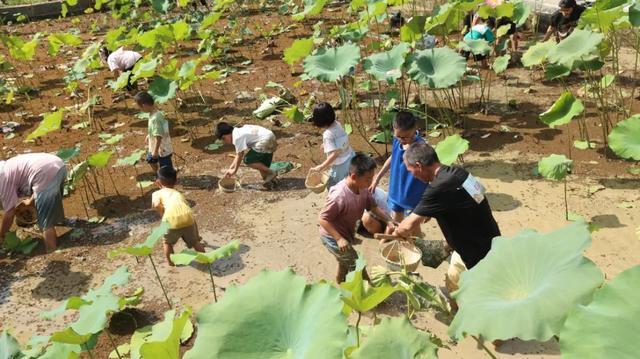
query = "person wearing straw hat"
xmin=0 ymin=153 xmax=67 ymax=252
xmin=319 ymin=153 xmax=396 ymax=283
xmin=393 ymin=142 xmax=501 ymax=295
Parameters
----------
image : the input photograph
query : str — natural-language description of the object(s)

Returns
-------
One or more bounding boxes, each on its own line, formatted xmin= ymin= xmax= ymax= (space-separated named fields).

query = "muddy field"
xmin=1 ymin=4 xmax=639 ymax=358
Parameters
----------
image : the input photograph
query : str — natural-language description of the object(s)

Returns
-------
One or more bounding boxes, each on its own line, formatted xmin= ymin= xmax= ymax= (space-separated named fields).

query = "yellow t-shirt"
xmin=151 ymin=188 xmax=194 ymax=229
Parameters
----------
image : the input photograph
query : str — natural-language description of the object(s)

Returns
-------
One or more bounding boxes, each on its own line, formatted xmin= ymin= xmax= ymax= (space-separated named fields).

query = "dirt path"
xmin=2 ymin=150 xmax=636 ymax=358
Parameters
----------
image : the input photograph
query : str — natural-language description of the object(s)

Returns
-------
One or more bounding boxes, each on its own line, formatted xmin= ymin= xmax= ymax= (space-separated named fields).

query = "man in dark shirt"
xmin=394 ymin=142 xmax=501 ymax=293
xmin=543 ymin=0 xmax=586 ymax=42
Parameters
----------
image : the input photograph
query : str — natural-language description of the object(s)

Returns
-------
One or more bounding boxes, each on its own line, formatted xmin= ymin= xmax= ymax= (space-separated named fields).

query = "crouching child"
xmin=318 ymin=153 xmax=396 ymax=283
xmin=152 ymin=166 xmax=205 ymax=266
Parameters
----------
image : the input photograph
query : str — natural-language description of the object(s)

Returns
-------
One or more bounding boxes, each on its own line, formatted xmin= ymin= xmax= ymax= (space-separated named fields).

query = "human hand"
xmin=151 ymin=152 xmax=159 ymax=160
xmin=310 ymin=165 xmax=323 ymax=172
xmin=368 ymin=179 xmax=378 ymax=193
xmin=224 ymin=169 xmax=235 ymax=178
xmin=336 ymin=238 xmax=349 ymax=252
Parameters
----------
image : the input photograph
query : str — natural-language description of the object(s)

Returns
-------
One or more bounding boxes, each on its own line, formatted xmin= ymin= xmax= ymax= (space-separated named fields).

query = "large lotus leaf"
xmin=608 ymin=114 xmax=640 ymax=160
xmin=539 ymin=92 xmax=583 ymax=128
xmin=0 ymin=330 xmax=22 ymax=358
xmin=425 ymin=3 xmax=466 ymax=36
xmin=363 ymin=43 xmax=409 ymax=83
xmin=87 ymin=150 xmax=113 ymax=168
xmin=130 ymin=57 xmax=160 ymax=83
xmin=351 ymin=317 xmax=438 ymax=359
xmin=283 ymin=38 xmax=314 ymax=67
xmin=435 ymin=134 xmax=469 ymax=165
xmin=71 ymin=294 xmax=120 ymax=335
xmin=407 ymin=47 xmax=466 ymax=89
xmin=47 ymin=33 xmax=82 ymax=56
xmin=171 ymin=240 xmax=240 ymax=265
xmin=560 ymin=265 xmax=640 ymax=358
xmin=538 ymin=154 xmax=573 ymax=181
xmin=544 ymin=63 xmax=571 ymax=80
xmin=114 ymin=149 xmax=145 ymax=167
xmin=340 ymin=269 xmax=400 ymax=314
xmin=292 ymin=0 xmax=327 ymax=21
xmin=39 ymin=342 xmax=81 ymax=359
xmin=401 ymin=15 xmax=427 ymax=42
xmin=51 ymin=328 xmax=92 ymax=345
xmin=184 ymin=269 xmax=347 ymax=359
xmin=149 ymin=76 xmax=178 ymax=104
xmin=547 ymin=29 xmax=604 ymax=68
xmin=108 ymin=222 xmax=170 ymax=258
xmin=492 ymin=54 xmax=510 ymax=74
xmin=512 ymin=0 xmax=532 ymax=26
xmin=140 ymin=309 xmax=191 ymax=359
xmin=631 ymin=1 xmax=640 ymax=26
xmin=449 ymin=221 xmax=603 ymax=341
xmin=580 ymin=6 xmax=626 ymax=34
xmin=521 ymin=40 xmax=555 ymax=67
xmin=26 ymin=109 xmax=63 ymax=141
xmin=457 ymin=39 xmax=491 ymax=56
xmin=303 ymin=43 xmax=360 ymax=82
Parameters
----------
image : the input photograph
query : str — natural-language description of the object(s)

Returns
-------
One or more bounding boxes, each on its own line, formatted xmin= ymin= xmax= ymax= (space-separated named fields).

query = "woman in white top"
xmin=309 ymin=102 xmax=355 ymax=189
xmin=99 ymin=47 xmax=142 ymax=91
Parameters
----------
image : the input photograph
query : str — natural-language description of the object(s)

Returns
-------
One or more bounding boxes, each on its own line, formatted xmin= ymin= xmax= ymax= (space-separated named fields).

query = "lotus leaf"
xmin=108 ymin=222 xmax=170 ymax=258
xmin=26 ymin=109 xmax=63 ymax=141
xmin=547 ymin=29 xmax=604 ymax=68
xmin=363 ymin=43 xmax=409 ymax=83
xmin=51 ymin=328 xmax=92 ymax=345
xmin=114 ymin=149 xmax=145 ymax=167
xmin=539 ymin=92 xmax=584 ymax=128
xmin=538 ymin=154 xmax=573 ymax=181
xmin=425 ymin=4 xmax=465 ymax=36
xmin=171 ymin=240 xmax=240 ymax=265
xmin=303 ymin=43 xmax=360 ymax=82
xmin=0 ymin=34 xmax=40 ymax=61
xmin=292 ymin=0 xmax=328 ymax=21
xmin=39 ymin=342 xmax=81 ymax=359
xmin=573 ymin=140 xmax=596 ymax=150
xmin=0 ymin=330 xmax=21 ymax=358
xmin=130 ymin=57 xmax=160 ymax=83
xmin=544 ymin=63 xmax=571 ymax=80
xmin=449 ymin=221 xmax=603 ymax=341
xmin=608 ymin=114 xmax=640 ymax=160
xmin=109 ymin=71 xmax=132 ymax=91
xmin=631 ymin=1 xmax=640 ymax=26
xmin=149 ymin=76 xmax=178 ymax=104
xmin=184 ymin=269 xmax=347 ymax=359
xmin=492 ymin=54 xmax=510 ymax=74
xmin=369 ymin=130 xmax=392 ymax=144
xmin=512 ymin=0 xmax=532 ymax=26
xmin=3 ymin=231 xmax=38 ymax=255
xmin=341 ymin=268 xmax=400 ymax=314
xmin=351 ymin=317 xmax=439 ymax=359
xmin=435 ymin=134 xmax=469 ymax=165
xmin=521 ymin=40 xmax=555 ymax=67
xmin=198 ymin=12 xmax=222 ymax=35
xmin=87 ymin=150 xmax=113 ymax=168
xmin=560 ymin=265 xmax=640 ymax=358
xmin=284 ymin=38 xmax=314 ymax=67
xmin=580 ymin=6 xmax=626 ymax=34
xmin=140 ymin=309 xmax=191 ymax=359
xmin=458 ymin=39 xmax=491 ymax=56
xmin=151 ymin=0 xmax=171 ymax=13
xmin=281 ymin=105 xmax=305 ymax=123
xmin=47 ymin=33 xmax=82 ymax=56
xmin=407 ymin=47 xmax=466 ymax=89
xmin=401 ymin=15 xmax=427 ymax=42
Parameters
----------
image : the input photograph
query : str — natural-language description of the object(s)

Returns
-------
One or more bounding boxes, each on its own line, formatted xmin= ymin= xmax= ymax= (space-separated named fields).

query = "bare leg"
xmin=163 ymin=242 xmax=175 ymax=266
xmin=191 ymin=223 xmax=205 ymax=253
xmin=246 ymin=162 xmax=274 ymax=180
xmin=362 ymin=212 xmax=384 ymax=235
xmin=43 ymin=227 xmax=57 ymax=253
xmin=337 ymin=263 xmax=349 ymax=283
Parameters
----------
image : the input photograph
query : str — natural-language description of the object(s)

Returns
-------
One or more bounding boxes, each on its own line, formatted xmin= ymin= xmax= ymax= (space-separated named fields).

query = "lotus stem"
xmin=106 ymin=330 xmax=122 ymax=359
xmin=564 ymin=177 xmax=569 ymax=221
xmin=107 ymin=168 xmax=120 ymax=196
xmin=83 ymin=343 xmax=94 ymax=359
xmin=471 ymin=335 xmax=498 ymax=359
xmin=355 ymin=311 xmax=362 ymax=348
xmin=208 ymin=264 xmax=218 ymax=302
xmin=148 ymin=255 xmax=172 ymax=309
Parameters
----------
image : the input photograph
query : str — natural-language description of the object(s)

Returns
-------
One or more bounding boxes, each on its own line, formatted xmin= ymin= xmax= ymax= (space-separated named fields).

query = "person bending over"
xmin=542 ymin=0 xmax=585 ymax=42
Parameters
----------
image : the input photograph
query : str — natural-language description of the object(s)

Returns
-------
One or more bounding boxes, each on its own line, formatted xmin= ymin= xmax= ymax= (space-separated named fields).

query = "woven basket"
xmin=218 ymin=177 xmax=241 ymax=193
xmin=15 ymin=200 xmax=37 ymax=227
xmin=380 ymin=240 xmax=422 ymax=272
xmin=305 ymin=170 xmax=329 ymax=194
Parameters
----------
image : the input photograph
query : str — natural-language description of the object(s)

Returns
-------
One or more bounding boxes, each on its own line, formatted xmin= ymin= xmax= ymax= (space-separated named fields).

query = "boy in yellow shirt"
xmin=152 ymin=166 xmax=205 ymax=266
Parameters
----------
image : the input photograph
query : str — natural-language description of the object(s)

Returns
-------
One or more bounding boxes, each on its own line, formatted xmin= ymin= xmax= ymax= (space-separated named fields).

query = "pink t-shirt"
xmin=0 ymin=153 xmax=64 ymax=211
xmin=319 ymin=179 xmax=375 ymax=242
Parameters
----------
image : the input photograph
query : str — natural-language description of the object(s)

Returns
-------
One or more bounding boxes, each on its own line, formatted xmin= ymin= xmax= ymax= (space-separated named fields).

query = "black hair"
xmin=310 ymin=102 xmax=336 ymax=128
xmin=390 ymin=12 xmax=405 ymax=28
xmin=99 ymin=47 xmax=111 ymax=60
xmin=403 ymin=142 xmax=440 ymax=166
xmin=157 ymin=166 xmax=177 ymax=187
xmin=559 ymin=0 xmax=576 ymax=8
xmin=215 ymin=122 xmax=234 ymax=139
xmin=393 ymin=111 xmax=417 ymax=131
xmin=349 ymin=152 xmax=377 ymax=176
xmin=134 ymin=91 xmax=155 ymax=107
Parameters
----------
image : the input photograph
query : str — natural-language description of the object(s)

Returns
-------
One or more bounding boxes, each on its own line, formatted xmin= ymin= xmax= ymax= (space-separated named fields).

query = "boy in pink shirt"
xmin=319 ymin=153 xmax=395 ymax=283
xmin=0 ymin=153 xmax=66 ymax=252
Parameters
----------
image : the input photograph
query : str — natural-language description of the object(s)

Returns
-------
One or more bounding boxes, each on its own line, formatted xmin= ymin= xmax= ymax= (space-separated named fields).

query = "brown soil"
xmin=1 ymin=4 xmax=639 ymax=359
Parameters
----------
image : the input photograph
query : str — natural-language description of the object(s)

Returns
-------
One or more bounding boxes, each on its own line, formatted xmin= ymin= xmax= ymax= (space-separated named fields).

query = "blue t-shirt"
xmin=388 ymin=136 xmax=428 ymax=211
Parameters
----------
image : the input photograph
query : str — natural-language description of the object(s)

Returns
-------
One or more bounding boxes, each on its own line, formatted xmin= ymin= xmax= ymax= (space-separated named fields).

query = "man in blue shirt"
xmin=369 ymin=111 xmax=427 ymax=235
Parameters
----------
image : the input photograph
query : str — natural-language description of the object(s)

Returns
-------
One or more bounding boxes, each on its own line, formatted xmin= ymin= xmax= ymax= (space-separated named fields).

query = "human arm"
xmin=152 ymin=136 xmax=162 ymax=159
xmin=225 ymin=152 xmax=244 ymax=177
xmin=0 ymin=207 xmax=16 ymax=245
xmin=542 ymin=25 xmax=555 ymax=42
xmin=369 ymin=155 xmax=392 ymax=192
xmin=151 ymin=192 xmax=164 ymax=216
xmin=394 ymin=213 xmax=429 ymax=239
xmin=319 ymin=218 xmax=350 ymax=252
xmin=311 ymin=151 xmax=340 ymax=173
xmin=369 ymin=205 xmax=398 ymax=232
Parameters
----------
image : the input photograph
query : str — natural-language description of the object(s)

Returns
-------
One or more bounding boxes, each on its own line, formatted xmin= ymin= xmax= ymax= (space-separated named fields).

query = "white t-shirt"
xmin=232 ymin=125 xmax=276 ymax=154
xmin=372 ymin=188 xmax=390 ymax=215
xmin=323 ymin=121 xmax=354 ymax=165
xmin=107 ymin=47 xmax=142 ymax=72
